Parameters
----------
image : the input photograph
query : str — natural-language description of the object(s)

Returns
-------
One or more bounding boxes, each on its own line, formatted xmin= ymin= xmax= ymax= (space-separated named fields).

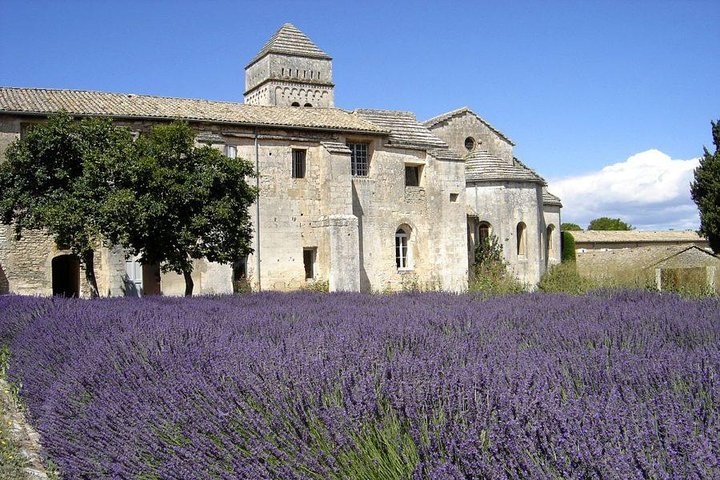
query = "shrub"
xmin=561 ymin=231 xmax=576 ymax=262
xmin=538 ymin=262 xmax=596 ymax=294
xmin=470 ymin=234 xmax=525 ymax=295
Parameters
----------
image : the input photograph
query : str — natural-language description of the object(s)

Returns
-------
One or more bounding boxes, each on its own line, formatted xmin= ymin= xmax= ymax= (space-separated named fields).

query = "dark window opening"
xmin=450 ymin=193 xmax=459 ymax=202
xmin=292 ymin=149 xmax=306 ymax=178
xmin=304 ymin=103 xmax=312 ymax=107
xmin=465 ymin=136 xmax=476 ymax=151
xmin=347 ymin=143 xmax=369 ymax=177
xmin=478 ymin=223 xmax=491 ymax=243
xmin=405 ymin=166 xmax=420 ymax=187
xmin=291 ymin=102 xmax=300 ymax=107
xmin=52 ymin=254 xmax=80 ymax=297
xmin=303 ymin=248 xmax=316 ymax=280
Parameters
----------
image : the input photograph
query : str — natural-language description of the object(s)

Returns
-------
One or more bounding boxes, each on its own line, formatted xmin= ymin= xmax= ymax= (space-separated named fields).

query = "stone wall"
xmin=428 ymin=111 xmax=514 ymax=163
xmin=467 ymin=181 xmax=544 ymax=286
xmin=348 ymin=140 xmax=468 ymax=292
xmin=543 ymin=204 xmax=562 ymax=267
xmin=0 ymin=114 xmax=469 ymax=295
xmin=245 ymin=53 xmax=334 ymax=107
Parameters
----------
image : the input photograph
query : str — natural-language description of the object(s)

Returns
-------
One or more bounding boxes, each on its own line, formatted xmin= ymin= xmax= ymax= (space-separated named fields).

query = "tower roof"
xmin=247 ymin=23 xmax=331 ymax=68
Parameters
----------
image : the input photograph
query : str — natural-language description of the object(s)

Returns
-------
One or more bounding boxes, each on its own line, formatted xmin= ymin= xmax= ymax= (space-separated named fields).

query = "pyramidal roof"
xmin=247 ymin=23 xmax=331 ymax=67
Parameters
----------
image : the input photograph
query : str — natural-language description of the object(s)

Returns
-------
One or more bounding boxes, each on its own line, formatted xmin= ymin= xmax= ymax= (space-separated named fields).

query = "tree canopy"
xmin=587 ymin=217 xmax=633 ymax=231
xmin=0 ymin=114 xmax=257 ymax=297
xmin=106 ymin=121 xmax=257 ymax=296
xmin=690 ymin=119 xmax=720 ymax=253
xmin=0 ymin=113 xmax=135 ymax=297
xmin=561 ymin=222 xmax=583 ymax=231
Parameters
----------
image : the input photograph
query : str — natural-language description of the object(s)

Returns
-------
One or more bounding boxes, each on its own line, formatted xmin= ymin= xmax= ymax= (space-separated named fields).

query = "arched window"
xmin=478 ymin=222 xmax=491 ymax=243
xmin=291 ymin=102 xmax=300 ymax=107
xmin=516 ymin=222 xmax=527 ymax=256
xmin=546 ymin=225 xmax=555 ymax=257
xmin=304 ymin=103 xmax=312 ymax=107
xmin=395 ymin=227 xmax=409 ymax=269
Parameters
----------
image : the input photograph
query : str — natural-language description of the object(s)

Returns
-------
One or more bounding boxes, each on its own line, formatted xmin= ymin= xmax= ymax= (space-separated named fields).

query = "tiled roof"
xmin=321 ymin=141 xmax=351 ymax=155
xmin=423 ymin=107 xmax=514 ymax=145
xmin=570 ymin=230 xmax=707 ymax=244
xmin=0 ymin=87 xmax=387 ymax=135
xmin=354 ymin=109 xmax=448 ymax=149
xmin=247 ymin=23 xmax=331 ymax=67
xmin=465 ymin=150 xmax=545 ymax=184
xmin=542 ymin=188 xmax=562 ymax=207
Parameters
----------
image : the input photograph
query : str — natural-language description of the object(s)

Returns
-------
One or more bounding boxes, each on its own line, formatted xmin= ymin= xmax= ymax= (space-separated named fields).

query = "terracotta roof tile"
xmin=0 ymin=87 xmax=387 ymax=135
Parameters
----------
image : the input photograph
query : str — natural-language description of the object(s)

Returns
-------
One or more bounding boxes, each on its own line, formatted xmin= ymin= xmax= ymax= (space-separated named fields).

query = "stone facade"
xmin=0 ymin=23 xmax=560 ymax=296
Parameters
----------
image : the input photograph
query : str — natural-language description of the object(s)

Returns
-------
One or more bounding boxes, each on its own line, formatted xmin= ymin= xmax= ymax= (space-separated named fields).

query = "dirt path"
xmin=0 ymin=377 xmax=51 ymax=479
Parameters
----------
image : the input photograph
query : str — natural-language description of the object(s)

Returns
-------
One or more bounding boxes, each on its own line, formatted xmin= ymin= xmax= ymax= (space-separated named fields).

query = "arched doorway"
xmin=52 ymin=254 xmax=80 ymax=297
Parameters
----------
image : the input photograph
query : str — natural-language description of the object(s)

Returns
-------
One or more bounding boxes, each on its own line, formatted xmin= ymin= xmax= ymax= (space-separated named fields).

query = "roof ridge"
xmin=423 ymin=106 xmax=514 ymax=146
xmin=354 ymin=108 xmax=417 ymax=116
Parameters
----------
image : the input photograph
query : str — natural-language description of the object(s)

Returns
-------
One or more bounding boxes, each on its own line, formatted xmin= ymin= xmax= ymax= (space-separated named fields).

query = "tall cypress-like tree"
xmin=691 ymin=120 xmax=720 ymax=253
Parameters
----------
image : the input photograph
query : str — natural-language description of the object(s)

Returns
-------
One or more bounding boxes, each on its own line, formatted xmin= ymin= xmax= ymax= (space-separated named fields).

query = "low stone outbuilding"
xmin=571 ymin=230 xmax=708 ymax=251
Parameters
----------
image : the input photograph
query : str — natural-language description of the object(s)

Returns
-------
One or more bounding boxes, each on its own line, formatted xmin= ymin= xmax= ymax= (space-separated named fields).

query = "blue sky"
xmin=1 ymin=0 xmax=718 ymax=229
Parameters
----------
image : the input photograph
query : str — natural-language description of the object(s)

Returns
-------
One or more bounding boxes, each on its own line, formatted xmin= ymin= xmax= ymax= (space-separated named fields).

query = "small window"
xmin=450 ymin=193 xmax=459 ymax=202
xmin=304 ymin=103 xmax=312 ymax=107
xmin=405 ymin=165 xmax=421 ymax=187
xmin=303 ymin=248 xmax=316 ymax=280
xmin=224 ymin=144 xmax=237 ymax=159
xmin=546 ymin=225 xmax=555 ymax=256
xmin=465 ymin=137 xmax=476 ymax=151
xmin=292 ymin=149 xmax=306 ymax=178
xmin=517 ymin=222 xmax=527 ymax=256
xmin=395 ymin=228 xmax=409 ymax=269
xmin=291 ymin=102 xmax=300 ymax=107
xmin=478 ymin=222 xmax=491 ymax=243
xmin=347 ymin=143 xmax=369 ymax=177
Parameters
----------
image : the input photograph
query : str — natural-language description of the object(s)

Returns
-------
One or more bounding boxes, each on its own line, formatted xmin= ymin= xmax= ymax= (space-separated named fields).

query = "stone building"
xmin=0 ymin=23 xmax=561 ymax=296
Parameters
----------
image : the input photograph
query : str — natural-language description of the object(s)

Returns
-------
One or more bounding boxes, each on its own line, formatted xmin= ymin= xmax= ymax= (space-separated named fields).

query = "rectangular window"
xmin=405 ymin=166 xmax=421 ymax=187
xmin=303 ymin=248 xmax=316 ymax=280
xmin=224 ymin=144 xmax=237 ymax=159
xmin=347 ymin=143 xmax=369 ymax=177
xmin=292 ymin=149 xmax=306 ymax=178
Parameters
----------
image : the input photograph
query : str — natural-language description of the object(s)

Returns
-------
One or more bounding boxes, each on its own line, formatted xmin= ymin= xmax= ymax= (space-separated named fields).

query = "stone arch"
xmin=395 ymin=221 xmax=417 ymax=270
xmin=52 ymin=254 xmax=80 ymax=297
xmin=546 ymin=224 xmax=555 ymax=258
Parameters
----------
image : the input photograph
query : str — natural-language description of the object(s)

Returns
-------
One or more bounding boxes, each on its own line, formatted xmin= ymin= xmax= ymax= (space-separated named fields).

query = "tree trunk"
xmin=183 ymin=269 xmax=194 ymax=297
xmin=82 ymin=250 xmax=100 ymax=298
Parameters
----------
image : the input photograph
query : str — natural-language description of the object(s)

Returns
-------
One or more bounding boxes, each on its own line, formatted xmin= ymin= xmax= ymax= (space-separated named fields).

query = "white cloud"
xmin=548 ymin=149 xmax=700 ymax=230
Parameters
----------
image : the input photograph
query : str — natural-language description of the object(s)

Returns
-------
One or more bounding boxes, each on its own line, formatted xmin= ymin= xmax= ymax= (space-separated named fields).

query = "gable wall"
xmin=428 ymin=113 xmax=513 ymax=163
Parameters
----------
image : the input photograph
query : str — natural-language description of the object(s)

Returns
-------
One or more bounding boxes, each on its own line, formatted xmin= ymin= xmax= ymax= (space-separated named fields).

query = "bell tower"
xmin=244 ymin=23 xmax=334 ymax=108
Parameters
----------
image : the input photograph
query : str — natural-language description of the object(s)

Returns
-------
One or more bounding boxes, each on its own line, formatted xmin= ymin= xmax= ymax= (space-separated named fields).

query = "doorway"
xmin=52 ymin=254 xmax=80 ymax=297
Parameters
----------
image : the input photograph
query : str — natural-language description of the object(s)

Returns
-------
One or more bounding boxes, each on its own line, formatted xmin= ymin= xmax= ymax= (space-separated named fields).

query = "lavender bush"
xmin=0 ymin=291 xmax=718 ymax=479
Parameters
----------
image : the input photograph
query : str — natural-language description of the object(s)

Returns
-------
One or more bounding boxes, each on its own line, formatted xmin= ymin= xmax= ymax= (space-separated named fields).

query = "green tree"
xmin=0 ymin=113 xmax=135 ymax=297
xmin=107 ymin=121 xmax=257 ymax=296
xmin=587 ymin=217 xmax=633 ymax=231
xmin=690 ymin=120 xmax=720 ymax=253
xmin=561 ymin=222 xmax=582 ymax=231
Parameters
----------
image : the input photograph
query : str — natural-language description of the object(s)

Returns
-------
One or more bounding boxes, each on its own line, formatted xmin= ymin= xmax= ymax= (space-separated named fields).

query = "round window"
xmin=464 ymin=137 xmax=476 ymax=151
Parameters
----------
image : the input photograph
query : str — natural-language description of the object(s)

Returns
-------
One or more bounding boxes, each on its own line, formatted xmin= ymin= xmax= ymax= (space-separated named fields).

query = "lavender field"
xmin=0 ymin=291 xmax=719 ymax=479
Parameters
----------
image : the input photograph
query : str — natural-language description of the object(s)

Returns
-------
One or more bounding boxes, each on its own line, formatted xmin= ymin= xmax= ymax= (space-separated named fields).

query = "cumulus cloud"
xmin=548 ymin=150 xmax=700 ymax=230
